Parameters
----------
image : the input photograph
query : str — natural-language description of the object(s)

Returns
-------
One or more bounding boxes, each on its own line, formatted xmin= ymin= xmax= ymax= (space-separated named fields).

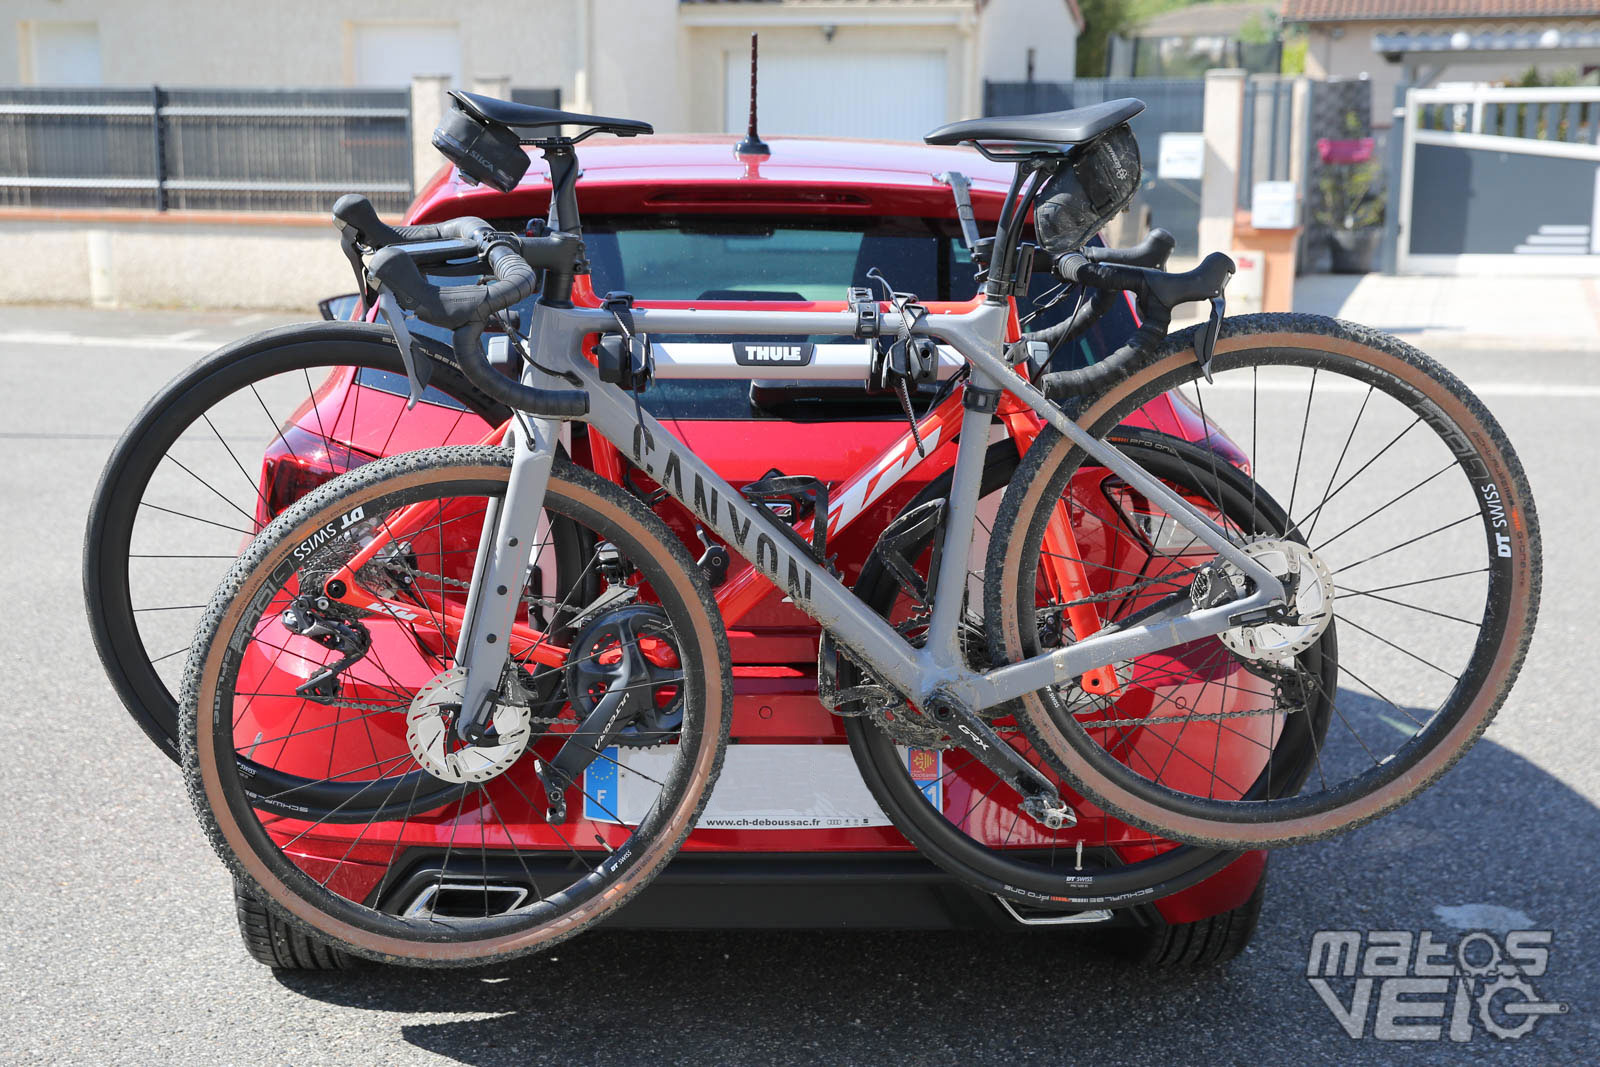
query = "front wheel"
xmin=181 ymin=447 xmax=731 ymax=965
xmin=988 ymin=315 xmax=1540 ymax=848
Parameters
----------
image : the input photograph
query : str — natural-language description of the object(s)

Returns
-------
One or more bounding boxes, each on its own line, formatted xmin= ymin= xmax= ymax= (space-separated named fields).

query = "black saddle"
xmin=924 ymin=98 xmax=1144 ymax=148
xmin=450 ymin=90 xmax=653 ymax=138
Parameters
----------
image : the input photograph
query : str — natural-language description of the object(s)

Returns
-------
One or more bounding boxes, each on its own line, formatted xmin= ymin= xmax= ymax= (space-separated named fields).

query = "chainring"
xmin=564 ymin=603 xmax=686 ymax=748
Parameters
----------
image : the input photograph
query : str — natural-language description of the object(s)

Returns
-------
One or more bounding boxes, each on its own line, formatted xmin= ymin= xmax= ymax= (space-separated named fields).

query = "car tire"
xmin=1101 ymin=861 xmax=1267 ymax=968
xmin=233 ymin=879 xmax=358 ymax=971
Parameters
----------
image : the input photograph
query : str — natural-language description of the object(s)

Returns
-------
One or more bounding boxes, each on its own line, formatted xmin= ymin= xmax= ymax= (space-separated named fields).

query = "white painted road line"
xmin=0 ymin=330 xmax=218 ymax=352
xmin=1195 ymin=378 xmax=1600 ymax=400
xmin=1 ymin=329 xmax=1596 ymax=399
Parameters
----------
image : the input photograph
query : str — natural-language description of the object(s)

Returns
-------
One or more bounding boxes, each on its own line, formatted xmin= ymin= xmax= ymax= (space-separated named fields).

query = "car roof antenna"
xmin=734 ymin=33 xmax=770 ymax=157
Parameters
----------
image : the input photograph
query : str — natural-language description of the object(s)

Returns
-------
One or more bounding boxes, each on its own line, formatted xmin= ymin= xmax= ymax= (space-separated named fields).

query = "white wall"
xmin=978 ymin=0 xmax=1077 ymax=84
xmin=3 ymin=1 xmax=580 ymax=100
xmin=0 ymin=215 xmax=351 ymax=309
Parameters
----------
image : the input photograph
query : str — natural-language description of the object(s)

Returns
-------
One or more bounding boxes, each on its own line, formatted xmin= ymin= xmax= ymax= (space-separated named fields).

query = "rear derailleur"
xmin=280 ymin=594 xmax=371 ymax=703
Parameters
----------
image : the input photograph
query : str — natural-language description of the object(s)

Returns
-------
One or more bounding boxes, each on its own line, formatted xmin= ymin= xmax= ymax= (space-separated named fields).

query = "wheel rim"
xmin=847 ymin=439 xmax=1316 ymax=905
xmin=188 ymin=453 xmax=728 ymax=961
xmin=996 ymin=322 xmax=1538 ymax=846
xmin=86 ymin=328 xmax=501 ymax=761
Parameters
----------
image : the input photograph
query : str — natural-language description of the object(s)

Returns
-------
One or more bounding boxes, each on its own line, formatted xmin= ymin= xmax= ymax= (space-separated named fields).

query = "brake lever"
xmin=1195 ymin=294 xmax=1226 ymax=383
xmin=375 ymin=287 xmax=433 ymax=409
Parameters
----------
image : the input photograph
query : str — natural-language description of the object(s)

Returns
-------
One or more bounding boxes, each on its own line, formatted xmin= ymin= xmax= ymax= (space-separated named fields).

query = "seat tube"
xmin=453 ymin=415 xmax=560 ymax=741
xmin=922 ymin=396 xmax=994 ymax=669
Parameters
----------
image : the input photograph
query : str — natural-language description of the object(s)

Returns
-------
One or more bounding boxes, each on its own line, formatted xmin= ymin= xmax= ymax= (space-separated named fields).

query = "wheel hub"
xmin=406 ymin=667 xmax=532 ymax=783
xmin=1217 ymin=538 xmax=1335 ymax=662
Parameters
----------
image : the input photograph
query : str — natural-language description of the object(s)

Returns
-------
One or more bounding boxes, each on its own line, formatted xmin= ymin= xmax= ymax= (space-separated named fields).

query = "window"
xmin=371 ymin=213 xmax=1136 ymax=420
xmin=25 ymin=21 xmax=100 ymax=86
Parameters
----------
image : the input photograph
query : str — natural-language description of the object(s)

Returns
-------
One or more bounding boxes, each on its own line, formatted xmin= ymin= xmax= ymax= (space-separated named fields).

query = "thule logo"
xmin=733 ymin=342 xmax=812 ymax=366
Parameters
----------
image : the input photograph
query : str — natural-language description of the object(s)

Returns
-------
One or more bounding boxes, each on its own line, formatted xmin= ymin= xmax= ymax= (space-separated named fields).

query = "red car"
xmin=247 ymin=134 xmax=1268 ymax=967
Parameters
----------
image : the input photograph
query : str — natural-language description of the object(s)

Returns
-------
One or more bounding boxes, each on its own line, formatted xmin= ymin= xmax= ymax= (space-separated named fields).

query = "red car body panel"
xmin=252 ymin=136 xmax=1267 ymax=925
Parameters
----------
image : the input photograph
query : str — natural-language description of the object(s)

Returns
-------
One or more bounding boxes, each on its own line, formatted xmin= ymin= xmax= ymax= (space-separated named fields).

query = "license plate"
xmin=583 ymin=744 xmax=941 ymax=829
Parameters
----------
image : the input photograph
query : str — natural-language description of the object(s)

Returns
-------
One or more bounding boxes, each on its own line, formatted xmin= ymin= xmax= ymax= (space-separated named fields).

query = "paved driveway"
xmin=0 ymin=306 xmax=1593 ymax=1064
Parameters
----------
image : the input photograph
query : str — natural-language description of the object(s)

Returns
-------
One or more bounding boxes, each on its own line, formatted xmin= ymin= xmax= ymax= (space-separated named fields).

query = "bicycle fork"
xmin=453 ymin=416 xmax=558 ymax=745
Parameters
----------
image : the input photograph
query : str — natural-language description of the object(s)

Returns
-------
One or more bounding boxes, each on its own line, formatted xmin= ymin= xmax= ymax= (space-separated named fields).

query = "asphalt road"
xmin=1 ymin=305 xmax=1595 ymax=1065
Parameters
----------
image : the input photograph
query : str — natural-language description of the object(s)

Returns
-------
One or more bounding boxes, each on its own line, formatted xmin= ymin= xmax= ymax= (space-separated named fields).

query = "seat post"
xmin=542 ymin=142 xmax=582 ymax=236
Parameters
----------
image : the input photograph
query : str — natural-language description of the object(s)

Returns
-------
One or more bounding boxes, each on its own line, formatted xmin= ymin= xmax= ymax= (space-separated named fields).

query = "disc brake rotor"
xmin=1218 ymin=538 xmax=1336 ymax=662
xmin=406 ymin=667 xmax=533 ymax=784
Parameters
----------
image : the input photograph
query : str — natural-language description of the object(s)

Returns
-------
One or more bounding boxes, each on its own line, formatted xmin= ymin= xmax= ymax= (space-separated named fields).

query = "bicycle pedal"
xmin=1020 ymin=793 xmax=1078 ymax=831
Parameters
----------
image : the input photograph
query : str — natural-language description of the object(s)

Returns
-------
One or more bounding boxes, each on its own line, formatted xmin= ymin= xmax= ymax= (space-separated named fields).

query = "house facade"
xmin=1283 ymin=0 xmax=1600 ymax=125
xmin=4 ymin=0 xmax=1082 ymax=140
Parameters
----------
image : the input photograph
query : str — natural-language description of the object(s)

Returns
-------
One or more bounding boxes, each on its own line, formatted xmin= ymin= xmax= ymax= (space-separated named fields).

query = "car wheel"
xmin=1100 ymin=861 xmax=1267 ymax=968
xmin=233 ymin=879 xmax=358 ymax=972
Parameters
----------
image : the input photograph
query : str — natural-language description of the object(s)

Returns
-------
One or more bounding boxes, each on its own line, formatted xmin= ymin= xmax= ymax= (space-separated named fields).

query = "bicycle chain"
xmin=1036 ymin=562 xmax=1205 ymax=618
xmin=393 ymin=570 xmax=1302 ymax=734
xmin=321 ymin=695 xmax=571 ymax=726
xmin=1079 ymin=704 xmax=1309 ymax=730
xmin=338 ymin=569 xmax=675 ymax=740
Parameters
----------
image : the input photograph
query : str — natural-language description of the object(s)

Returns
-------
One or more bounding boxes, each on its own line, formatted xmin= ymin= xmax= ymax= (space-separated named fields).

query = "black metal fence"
xmin=984 ymin=78 xmax=1206 ymax=255
xmin=0 ymin=87 xmax=413 ymax=213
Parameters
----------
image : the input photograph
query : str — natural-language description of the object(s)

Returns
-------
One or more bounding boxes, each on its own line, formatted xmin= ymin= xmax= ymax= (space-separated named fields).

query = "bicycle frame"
xmin=383 ymin=296 xmax=1289 ymax=729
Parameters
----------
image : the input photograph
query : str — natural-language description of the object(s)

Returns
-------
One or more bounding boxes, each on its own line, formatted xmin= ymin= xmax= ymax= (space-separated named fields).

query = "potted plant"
xmin=1313 ymin=116 xmax=1386 ymax=273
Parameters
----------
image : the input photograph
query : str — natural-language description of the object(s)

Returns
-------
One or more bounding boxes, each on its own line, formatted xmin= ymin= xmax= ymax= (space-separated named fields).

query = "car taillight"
xmin=259 ymin=427 xmax=376 ymax=523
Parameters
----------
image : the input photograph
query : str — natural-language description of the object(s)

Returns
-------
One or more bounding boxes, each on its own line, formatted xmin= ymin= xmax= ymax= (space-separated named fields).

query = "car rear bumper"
xmin=368 ymin=849 xmax=1265 ymax=932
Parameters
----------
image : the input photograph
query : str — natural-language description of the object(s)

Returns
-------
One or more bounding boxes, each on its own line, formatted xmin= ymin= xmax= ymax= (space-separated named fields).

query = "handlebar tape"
xmin=368 ymin=236 xmax=589 ymax=418
xmin=332 ymin=194 xmax=488 ymax=249
xmin=1039 ymin=251 xmax=1233 ymax=400
xmin=1015 ymin=229 xmax=1178 ymax=355
xmin=1083 ymin=228 xmax=1176 ymax=271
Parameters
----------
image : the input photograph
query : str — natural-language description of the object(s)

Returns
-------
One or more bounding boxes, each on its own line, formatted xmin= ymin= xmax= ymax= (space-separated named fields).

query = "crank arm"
xmin=932 ymin=697 xmax=1077 ymax=830
xmin=535 ymin=644 xmax=645 ymax=821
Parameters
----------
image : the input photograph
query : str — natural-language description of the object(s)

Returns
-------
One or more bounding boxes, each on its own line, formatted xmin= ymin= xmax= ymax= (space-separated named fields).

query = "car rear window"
xmin=371 ymin=214 xmax=1136 ymax=420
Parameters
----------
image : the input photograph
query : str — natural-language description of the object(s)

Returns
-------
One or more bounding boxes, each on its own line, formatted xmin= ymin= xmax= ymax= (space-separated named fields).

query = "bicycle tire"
xmin=988 ymin=314 xmax=1540 ymax=848
xmin=182 ymin=447 xmax=732 ymax=966
xmin=844 ymin=435 xmax=1331 ymax=907
xmin=85 ymin=321 xmax=507 ymax=762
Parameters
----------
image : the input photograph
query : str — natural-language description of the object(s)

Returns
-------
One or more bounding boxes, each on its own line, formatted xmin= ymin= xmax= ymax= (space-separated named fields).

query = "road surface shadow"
xmin=275 ymin=731 xmax=1594 ymax=1066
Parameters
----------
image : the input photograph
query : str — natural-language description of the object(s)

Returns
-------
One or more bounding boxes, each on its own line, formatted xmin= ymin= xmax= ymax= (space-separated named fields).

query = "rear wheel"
xmin=1098 ymin=861 xmax=1266 ymax=967
xmin=182 ymin=448 xmax=731 ymax=965
xmin=234 ymin=879 xmax=357 ymax=972
xmin=85 ymin=321 xmax=507 ymax=762
xmin=843 ymin=435 xmax=1325 ymax=908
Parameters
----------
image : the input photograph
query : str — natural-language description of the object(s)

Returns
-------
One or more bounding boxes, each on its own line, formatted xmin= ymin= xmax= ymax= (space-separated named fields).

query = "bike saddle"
xmin=450 ymin=91 xmax=653 ymax=138
xmin=924 ymin=98 xmax=1144 ymax=148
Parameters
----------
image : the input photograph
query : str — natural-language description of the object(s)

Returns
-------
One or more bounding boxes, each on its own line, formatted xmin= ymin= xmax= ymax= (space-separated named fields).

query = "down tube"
xmin=579 ymin=371 xmax=928 ymax=695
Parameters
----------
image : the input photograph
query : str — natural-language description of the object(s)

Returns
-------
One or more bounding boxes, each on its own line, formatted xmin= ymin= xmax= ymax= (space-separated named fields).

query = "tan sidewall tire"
xmin=183 ymin=449 xmax=730 ymax=965
xmin=992 ymin=318 xmax=1539 ymax=848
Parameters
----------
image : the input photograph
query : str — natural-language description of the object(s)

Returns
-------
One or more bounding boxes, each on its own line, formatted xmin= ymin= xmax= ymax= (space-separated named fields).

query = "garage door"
xmin=724 ymin=50 xmax=947 ymax=142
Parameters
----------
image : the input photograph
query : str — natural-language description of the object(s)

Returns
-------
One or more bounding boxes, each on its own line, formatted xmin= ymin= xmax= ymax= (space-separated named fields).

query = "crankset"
xmin=532 ymin=604 xmax=685 ymax=822
xmin=926 ymin=691 xmax=1076 ymax=830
